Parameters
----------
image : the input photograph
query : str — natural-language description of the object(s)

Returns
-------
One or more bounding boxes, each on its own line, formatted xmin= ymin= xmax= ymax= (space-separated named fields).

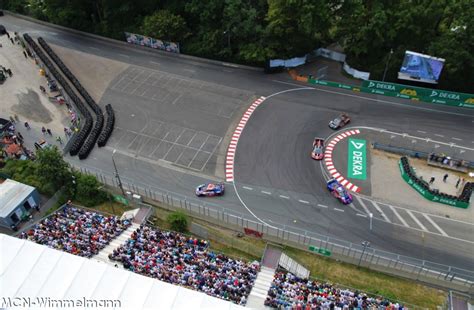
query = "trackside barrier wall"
xmin=75 ymin=165 xmax=474 ymax=295
xmin=399 ymin=160 xmax=470 ymax=209
xmin=307 ymin=78 xmax=474 ymax=109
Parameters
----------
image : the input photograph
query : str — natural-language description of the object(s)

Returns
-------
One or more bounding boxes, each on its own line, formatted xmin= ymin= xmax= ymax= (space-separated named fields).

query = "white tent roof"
xmin=0 ymin=234 xmax=248 ymax=310
xmin=0 ymin=179 xmax=35 ymax=218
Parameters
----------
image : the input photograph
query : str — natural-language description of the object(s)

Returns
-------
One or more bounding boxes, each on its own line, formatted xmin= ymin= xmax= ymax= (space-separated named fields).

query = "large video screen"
xmin=398 ymin=51 xmax=445 ymax=84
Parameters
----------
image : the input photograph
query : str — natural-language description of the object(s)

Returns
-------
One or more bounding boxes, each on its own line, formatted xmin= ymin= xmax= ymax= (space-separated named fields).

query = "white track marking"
xmin=354 ymin=195 xmax=371 ymax=215
xmin=417 ymin=130 xmax=426 ymax=134
xmin=118 ymin=53 xmax=129 ymax=58
xmin=271 ymin=80 xmax=474 ymax=118
xmin=317 ymin=204 xmax=328 ymax=208
xmin=434 ymin=134 xmax=444 ymax=137
xmin=423 ymin=214 xmax=449 ymax=237
xmin=279 ymin=195 xmax=290 ymax=199
xmin=298 ymin=200 xmax=309 ymax=204
xmin=371 ymin=201 xmax=391 ymax=223
xmin=356 ymin=213 xmax=367 ymax=218
xmin=334 ymin=208 xmax=344 ymax=212
xmin=452 ymin=137 xmax=462 ymax=141
xmin=389 ymin=205 xmax=409 ymax=227
xmin=243 ymin=186 xmax=253 ymax=190
xmin=406 ymin=210 xmax=428 ymax=231
xmin=261 ymin=191 xmax=272 ymax=195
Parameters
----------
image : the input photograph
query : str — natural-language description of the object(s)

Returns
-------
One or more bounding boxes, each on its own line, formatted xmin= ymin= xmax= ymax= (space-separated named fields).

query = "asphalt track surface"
xmin=3 ymin=15 xmax=474 ymax=273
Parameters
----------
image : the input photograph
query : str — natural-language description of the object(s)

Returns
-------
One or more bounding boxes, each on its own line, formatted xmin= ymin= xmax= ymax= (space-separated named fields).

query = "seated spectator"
xmin=20 ymin=206 xmax=131 ymax=257
xmin=109 ymin=225 xmax=259 ymax=305
xmin=265 ymin=271 xmax=406 ymax=310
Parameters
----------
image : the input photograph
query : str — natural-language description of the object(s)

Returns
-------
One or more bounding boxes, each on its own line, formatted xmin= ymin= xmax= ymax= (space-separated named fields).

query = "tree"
xmin=265 ymin=0 xmax=332 ymax=58
xmin=35 ymin=146 xmax=71 ymax=190
xmin=166 ymin=210 xmax=189 ymax=232
xmin=141 ymin=10 xmax=188 ymax=42
xmin=75 ymin=173 xmax=107 ymax=206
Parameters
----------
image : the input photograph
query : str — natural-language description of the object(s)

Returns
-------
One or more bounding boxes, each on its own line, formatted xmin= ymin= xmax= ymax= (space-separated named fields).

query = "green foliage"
xmin=35 ymin=146 xmax=72 ymax=190
xmin=74 ymin=174 xmax=108 ymax=207
xmin=0 ymin=148 xmax=107 ymax=206
xmin=141 ymin=10 xmax=188 ymax=42
xmin=3 ymin=0 xmax=473 ymax=92
xmin=166 ymin=210 xmax=189 ymax=233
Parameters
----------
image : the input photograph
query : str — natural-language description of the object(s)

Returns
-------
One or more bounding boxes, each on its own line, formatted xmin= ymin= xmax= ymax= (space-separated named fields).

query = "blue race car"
xmin=326 ymin=178 xmax=353 ymax=204
xmin=195 ymin=183 xmax=225 ymax=197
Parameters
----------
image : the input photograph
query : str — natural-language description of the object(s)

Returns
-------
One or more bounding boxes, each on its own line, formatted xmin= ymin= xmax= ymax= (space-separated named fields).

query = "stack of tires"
xmin=459 ymin=182 xmax=473 ymax=203
xmin=38 ymin=38 xmax=108 ymax=160
xmin=23 ymin=33 xmax=92 ymax=156
xmin=97 ymin=104 xmax=114 ymax=147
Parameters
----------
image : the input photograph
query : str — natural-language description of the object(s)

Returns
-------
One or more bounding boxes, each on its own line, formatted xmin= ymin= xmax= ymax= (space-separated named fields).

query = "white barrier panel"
xmin=343 ymin=62 xmax=370 ymax=80
xmin=314 ymin=48 xmax=346 ymax=62
xmin=278 ymin=253 xmax=310 ymax=279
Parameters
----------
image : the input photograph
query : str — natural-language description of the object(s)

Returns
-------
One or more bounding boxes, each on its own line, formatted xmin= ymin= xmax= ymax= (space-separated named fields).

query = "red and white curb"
xmin=324 ymin=129 xmax=362 ymax=193
xmin=226 ymin=96 xmax=266 ymax=182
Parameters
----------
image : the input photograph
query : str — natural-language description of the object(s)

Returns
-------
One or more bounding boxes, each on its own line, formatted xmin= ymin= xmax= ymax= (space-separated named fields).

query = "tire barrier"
xmin=97 ymin=104 xmax=115 ymax=147
xmin=23 ymin=33 xmax=92 ymax=156
xmin=37 ymin=37 xmax=114 ymax=154
xmin=399 ymin=156 xmax=470 ymax=208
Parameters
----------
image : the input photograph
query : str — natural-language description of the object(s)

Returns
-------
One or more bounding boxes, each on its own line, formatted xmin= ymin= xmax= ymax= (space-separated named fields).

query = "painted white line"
xmin=271 ymin=80 xmax=473 ymax=117
xmin=423 ymin=214 xmax=449 ymax=237
xmin=118 ymin=53 xmax=129 ymax=58
xmin=261 ymin=191 xmax=272 ymax=195
xmin=298 ymin=200 xmax=309 ymax=204
xmin=279 ymin=195 xmax=290 ymax=199
xmin=317 ymin=204 xmax=328 ymax=208
xmin=389 ymin=205 xmax=409 ymax=227
xmin=406 ymin=210 xmax=428 ymax=231
xmin=371 ymin=201 xmax=391 ymax=223
xmin=417 ymin=130 xmax=427 ymax=134
xmin=243 ymin=186 xmax=253 ymax=191
xmin=333 ymin=208 xmax=344 ymax=212
xmin=354 ymin=195 xmax=371 ymax=215
xmin=452 ymin=137 xmax=462 ymax=141
xmin=434 ymin=134 xmax=444 ymax=138
xmin=356 ymin=213 xmax=367 ymax=218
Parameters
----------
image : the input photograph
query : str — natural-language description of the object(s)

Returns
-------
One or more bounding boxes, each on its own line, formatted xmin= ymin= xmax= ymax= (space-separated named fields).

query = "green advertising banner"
xmin=113 ymin=195 xmax=129 ymax=206
xmin=308 ymin=246 xmax=332 ymax=256
xmin=362 ymin=80 xmax=474 ymax=107
xmin=347 ymin=138 xmax=367 ymax=180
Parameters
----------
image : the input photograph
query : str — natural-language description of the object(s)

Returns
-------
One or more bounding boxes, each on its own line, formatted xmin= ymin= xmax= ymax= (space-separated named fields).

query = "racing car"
xmin=195 ymin=183 xmax=225 ymax=197
xmin=311 ymin=138 xmax=325 ymax=160
xmin=328 ymin=113 xmax=350 ymax=130
xmin=326 ymin=178 xmax=353 ymax=204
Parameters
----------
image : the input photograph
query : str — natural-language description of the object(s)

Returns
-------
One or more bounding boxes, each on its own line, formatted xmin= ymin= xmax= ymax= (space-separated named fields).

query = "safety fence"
xmin=75 ymin=165 xmax=474 ymax=295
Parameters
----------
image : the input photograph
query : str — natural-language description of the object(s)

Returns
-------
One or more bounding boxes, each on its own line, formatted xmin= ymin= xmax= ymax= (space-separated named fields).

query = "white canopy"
xmin=0 ymin=234 xmax=248 ymax=310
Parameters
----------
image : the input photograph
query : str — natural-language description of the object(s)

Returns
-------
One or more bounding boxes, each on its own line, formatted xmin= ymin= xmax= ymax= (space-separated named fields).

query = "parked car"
xmin=328 ymin=113 xmax=351 ymax=129
xmin=326 ymin=178 xmax=353 ymax=204
xmin=311 ymin=138 xmax=325 ymax=160
xmin=195 ymin=183 xmax=225 ymax=197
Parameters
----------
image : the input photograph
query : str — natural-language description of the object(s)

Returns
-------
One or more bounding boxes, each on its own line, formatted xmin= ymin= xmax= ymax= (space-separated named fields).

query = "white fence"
xmin=278 ymin=253 xmax=310 ymax=279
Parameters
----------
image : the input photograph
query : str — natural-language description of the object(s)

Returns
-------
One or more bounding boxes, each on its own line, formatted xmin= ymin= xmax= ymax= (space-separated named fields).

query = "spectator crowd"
xmin=109 ymin=225 xmax=260 ymax=305
xmin=265 ymin=271 xmax=406 ymax=310
xmin=20 ymin=206 xmax=131 ymax=257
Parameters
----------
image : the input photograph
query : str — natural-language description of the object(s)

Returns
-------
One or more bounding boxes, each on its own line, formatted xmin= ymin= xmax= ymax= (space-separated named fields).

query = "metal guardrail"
xmin=77 ymin=166 xmax=474 ymax=295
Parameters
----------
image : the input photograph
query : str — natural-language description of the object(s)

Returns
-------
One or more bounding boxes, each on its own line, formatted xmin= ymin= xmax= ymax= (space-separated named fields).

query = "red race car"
xmin=311 ymin=138 xmax=325 ymax=160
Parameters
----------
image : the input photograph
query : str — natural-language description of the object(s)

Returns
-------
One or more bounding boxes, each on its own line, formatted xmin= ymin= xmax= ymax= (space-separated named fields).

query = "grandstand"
xmin=6 ymin=206 xmax=413 ymax=309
